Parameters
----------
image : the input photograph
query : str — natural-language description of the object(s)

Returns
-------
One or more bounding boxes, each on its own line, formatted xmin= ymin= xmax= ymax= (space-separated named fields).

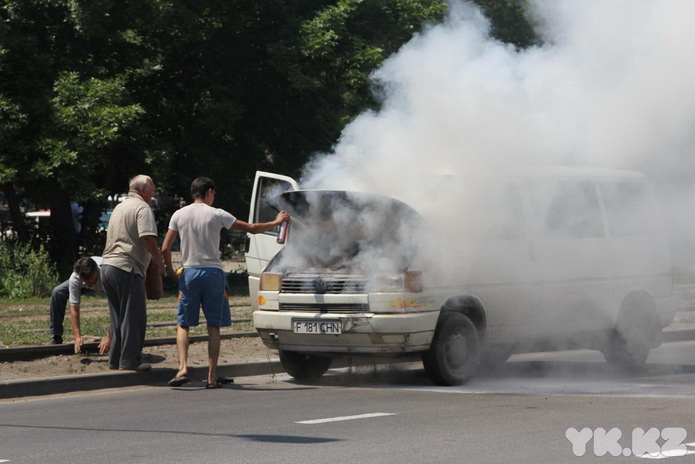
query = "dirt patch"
xmin=0 ymin=336 xmax=279 ymax=382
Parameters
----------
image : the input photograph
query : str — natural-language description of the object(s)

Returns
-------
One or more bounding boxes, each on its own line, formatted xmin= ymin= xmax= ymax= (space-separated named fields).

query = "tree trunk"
xmin=49 ymin=191 xmax=79 ymax=279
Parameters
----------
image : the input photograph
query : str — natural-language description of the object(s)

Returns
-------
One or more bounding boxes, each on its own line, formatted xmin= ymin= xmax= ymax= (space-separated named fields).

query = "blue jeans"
xmin=48 ymin=279 xmax=70 ymax=337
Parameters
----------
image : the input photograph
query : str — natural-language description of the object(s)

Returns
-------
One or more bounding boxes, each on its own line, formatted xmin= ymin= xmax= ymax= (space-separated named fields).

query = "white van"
xmin=245 ymin=167 xmax=676 ymax=386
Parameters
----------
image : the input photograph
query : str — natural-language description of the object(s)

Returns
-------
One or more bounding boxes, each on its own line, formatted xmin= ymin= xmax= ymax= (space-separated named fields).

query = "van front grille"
xmin=281 ymin=274 xmax=368 ymax=294
xmin=279 ymin=303 xmax=370 ymax=313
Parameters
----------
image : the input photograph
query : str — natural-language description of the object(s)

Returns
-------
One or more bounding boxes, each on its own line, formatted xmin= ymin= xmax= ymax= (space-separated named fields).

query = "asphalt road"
xmin=2 ymin=341 xmax=695 ymax=464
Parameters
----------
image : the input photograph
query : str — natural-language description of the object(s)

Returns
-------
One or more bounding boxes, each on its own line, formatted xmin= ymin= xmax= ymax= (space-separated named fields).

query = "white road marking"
xmin=296 ymin=412 xmax=395 ymax=424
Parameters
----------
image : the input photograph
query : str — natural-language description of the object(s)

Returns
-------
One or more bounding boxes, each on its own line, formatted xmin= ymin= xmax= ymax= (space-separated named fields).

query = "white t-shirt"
xmin=168 ymin=203 xmax=236 ymax=269
xmin=69 ymin=256 xmax=104 ymax=306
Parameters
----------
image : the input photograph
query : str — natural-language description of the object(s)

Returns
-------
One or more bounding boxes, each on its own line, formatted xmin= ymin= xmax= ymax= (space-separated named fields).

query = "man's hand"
xmin=73 ymin=336 xmax=84 ymax=354
xmin=275 ymin=211 xmax=290 ymax=225
xmin=150 ymin=259 xmax=164 ymax=276
xmin=98 ymin=335 xmax=111 ymax=355
xmin=141 ymin=235 xmax=165 ymax=273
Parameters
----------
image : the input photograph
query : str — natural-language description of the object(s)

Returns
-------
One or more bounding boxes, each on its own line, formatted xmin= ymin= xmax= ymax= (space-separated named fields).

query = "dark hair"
xmin=191 ymin=177 xmax=215 ymax=200
xmin=73 ymin=257 xmax=98 ymax=280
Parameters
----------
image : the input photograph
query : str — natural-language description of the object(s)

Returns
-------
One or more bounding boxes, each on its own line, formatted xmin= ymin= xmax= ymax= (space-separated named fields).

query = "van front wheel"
xmin=423 ymin=312 xmax=480 ymax=386
xmin=279 ymin=350 xmax=332 ymax=381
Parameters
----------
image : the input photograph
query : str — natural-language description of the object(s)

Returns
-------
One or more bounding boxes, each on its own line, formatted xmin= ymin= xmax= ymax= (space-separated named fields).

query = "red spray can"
xmin=277 ymin=220 xmax=289 ymax=244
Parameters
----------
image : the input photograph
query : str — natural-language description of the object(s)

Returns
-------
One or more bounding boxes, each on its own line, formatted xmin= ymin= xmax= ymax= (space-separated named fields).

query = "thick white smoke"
xmin=301 ymin=0 xmax=695 ymax=195
xmin=297 ymin=0 xmax=695 ymax=271
xmin=261 ymin=0 xmax=695 ymax=377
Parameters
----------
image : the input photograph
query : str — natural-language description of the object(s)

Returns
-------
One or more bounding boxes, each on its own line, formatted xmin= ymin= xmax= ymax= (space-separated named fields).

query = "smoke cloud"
xmin=301 ymin=0 xmax=695 ymax=197
xmin=258 ymin=1 xmax=695 ymax=382
xmin=261 ymin=1 xmax=695 ymax=380
xmin=291 ymin=0 xmax=695 ymax=279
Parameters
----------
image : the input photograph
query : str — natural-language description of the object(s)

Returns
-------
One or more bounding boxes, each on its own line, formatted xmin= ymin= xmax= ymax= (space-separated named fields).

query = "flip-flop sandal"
xmin=168 ymin=375 xmax=190 ymax=387
xmin=206 ymin=381 xmax=223 ymax=389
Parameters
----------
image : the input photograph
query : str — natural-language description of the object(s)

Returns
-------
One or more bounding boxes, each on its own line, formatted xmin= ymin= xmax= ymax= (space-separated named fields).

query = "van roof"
xmin=424 ymin=165 xmax=646 ymax=180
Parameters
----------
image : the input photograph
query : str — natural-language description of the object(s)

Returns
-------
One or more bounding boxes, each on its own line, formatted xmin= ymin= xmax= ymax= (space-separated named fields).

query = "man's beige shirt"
xmin=102 ymin=192 xmax=157 ymax=276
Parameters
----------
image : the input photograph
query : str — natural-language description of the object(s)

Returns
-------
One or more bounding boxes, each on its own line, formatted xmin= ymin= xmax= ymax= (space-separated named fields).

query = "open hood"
xmin=267 ymin=190 xmax=422 ymax=273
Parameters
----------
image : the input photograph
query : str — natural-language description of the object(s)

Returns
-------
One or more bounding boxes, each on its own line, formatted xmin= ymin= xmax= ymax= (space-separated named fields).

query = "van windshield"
xmin=267 ymin=190 xmax=422 ymax=273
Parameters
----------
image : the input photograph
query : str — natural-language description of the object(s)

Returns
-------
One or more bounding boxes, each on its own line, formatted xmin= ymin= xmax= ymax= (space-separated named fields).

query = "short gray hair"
xmin=129 ymin=175 xmax=152 ymax=192
xmin=73 ymin=257 xmax=98 ymax=280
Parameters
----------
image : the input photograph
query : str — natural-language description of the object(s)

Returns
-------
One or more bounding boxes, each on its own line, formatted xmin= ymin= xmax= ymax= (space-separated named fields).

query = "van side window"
xmin=600 ymin=181 xmax=655 ymax=236
xmin=531 ymin=180 xmax=604 ymax=238
xmin=256 ymin=178 xmax=294 ymax=234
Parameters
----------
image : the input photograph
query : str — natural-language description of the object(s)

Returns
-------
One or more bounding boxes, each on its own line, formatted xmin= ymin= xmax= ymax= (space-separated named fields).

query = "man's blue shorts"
xmin=177 ymin=268 xmax=231 ymax=328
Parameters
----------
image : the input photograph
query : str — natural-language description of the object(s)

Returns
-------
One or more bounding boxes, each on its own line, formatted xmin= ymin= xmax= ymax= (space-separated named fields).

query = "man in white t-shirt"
xmin=48 ymin=256 xmax=108 ymax=353
xmin=162 ymin=177 xmax=289 ymax=388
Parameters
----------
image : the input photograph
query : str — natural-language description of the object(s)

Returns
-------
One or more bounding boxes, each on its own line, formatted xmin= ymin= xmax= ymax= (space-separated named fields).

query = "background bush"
xmin=0 ymin=241 xmax=58 ymax=298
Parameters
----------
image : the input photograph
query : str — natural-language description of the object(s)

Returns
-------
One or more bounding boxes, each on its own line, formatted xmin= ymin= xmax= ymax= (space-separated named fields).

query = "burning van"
xmin=245 ymin=168 xmax=676 ymax=386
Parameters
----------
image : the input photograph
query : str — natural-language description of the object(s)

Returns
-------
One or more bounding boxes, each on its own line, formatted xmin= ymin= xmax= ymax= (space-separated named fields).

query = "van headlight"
xmin=260 ymin=272 xmax=282 ymax=291
xmin=371 ymin=272 xmax=423 ymax=293
xmin=372 ymin=274 xmax=404 ymax=292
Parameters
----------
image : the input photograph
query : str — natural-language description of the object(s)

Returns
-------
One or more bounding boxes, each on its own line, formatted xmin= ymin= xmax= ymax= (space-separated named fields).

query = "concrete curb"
xmin=1 ymin=330 xmax=693 ymax=400
xmin=0 ymin=332 xmax=274 ymax=399
xmin=0 ymin=360 xmax=284 ymax=399
xmin=0 ymin=331 xmax=260 ymax=362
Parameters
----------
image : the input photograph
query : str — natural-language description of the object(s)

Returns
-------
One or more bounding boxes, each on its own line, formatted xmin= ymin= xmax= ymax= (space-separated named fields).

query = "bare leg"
xmin=207 ymin=326 xmax=221 ymax=384
xmin=176 ymin=325 xmax=190 ymax=378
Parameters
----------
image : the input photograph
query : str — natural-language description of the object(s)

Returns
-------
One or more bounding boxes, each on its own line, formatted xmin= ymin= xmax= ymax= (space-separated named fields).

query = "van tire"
xmin=423 ymin=312 xmax=480 ymax=386
xmin=601 ymin=300 xmax=656 ymax=368
xmin=279 ymin=350 xmax=332 ymax=381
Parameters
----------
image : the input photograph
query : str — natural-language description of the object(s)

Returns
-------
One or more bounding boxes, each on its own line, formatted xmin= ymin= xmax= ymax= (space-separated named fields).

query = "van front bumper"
xmin=253 ymin=310 xmax=439 ymax=354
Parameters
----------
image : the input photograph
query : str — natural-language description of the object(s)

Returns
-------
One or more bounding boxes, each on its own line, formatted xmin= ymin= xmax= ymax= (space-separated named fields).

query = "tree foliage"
xmin=0 ymin=0 xmax=535 ymax=276
xmin=472 ymin=0 xmax=537 ymax=48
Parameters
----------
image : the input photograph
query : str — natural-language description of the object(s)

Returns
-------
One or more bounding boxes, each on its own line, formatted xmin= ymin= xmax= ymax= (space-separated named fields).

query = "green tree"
xmin=472 ymin=0 xmax=537 ymax=48
xmin=136 ymin=0 xmax=447 ymax=220
xmin=0 ymin=0 xmax=536 ymax=276
xmin=0 ymin=0 xmax=158 ymax=274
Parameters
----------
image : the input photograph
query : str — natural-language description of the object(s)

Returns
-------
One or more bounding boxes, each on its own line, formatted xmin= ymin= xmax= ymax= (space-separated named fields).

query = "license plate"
xmin=293 ymin=320 xmax=342 ymax=334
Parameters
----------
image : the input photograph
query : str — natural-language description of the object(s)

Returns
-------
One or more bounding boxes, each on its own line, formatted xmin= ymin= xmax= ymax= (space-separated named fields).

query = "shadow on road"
xmin=296 ymin=357 xmax=695 ymax=389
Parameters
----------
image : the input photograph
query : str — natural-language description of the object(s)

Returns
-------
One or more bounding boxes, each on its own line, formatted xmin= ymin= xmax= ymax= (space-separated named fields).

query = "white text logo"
xmin=566 ymin=427 xmax=694 ymax=459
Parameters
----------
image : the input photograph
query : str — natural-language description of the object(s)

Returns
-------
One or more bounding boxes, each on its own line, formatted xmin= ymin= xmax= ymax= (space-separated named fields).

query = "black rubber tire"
xmin=423 ymin=312 xmax=480 ymax=386
xmin=279 ymin=350 xmax=332 ymax=381
xmin=601 ymin=301 xmax=656 ymax=369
